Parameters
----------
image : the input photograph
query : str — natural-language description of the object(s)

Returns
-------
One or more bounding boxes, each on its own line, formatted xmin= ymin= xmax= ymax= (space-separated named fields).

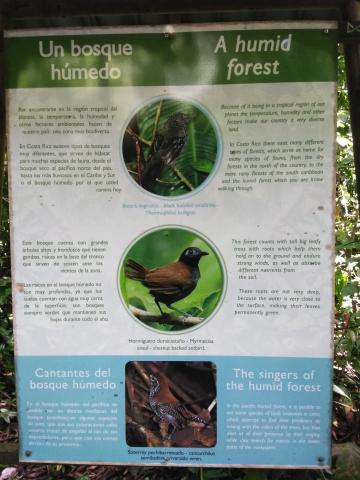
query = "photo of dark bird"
xmin=125 ymin=246 xmax=208 ymax=317
xmin=141 ymin=113 xmax=192 ymax=190
xmin=149 ymin=374 xmax=208 ymax=440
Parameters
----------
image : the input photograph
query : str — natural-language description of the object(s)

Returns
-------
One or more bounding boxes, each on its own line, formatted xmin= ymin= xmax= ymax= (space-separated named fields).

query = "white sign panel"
xmin=6 ymin=22 xmax=336 ymax=467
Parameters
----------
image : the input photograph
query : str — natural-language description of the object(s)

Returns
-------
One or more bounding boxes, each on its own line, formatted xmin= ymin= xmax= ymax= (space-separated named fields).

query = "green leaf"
xmin=190 ymin=157 xmax=214 ymax=173
xmin=128 ymin=296 xmax=147 ymax=310
xmin=119 ymin=263 xmax=128 ymax=305
xmin=336 ymin=240 xmax=360 ymax=251
xmin=0 ymin=407 xmax=17 ymax=423
xmin=202 ymin=291 xmax=221 ymax=316
xmin=333 ymin=384 xmax=351 ymax=400
xmin=187 ymin=306 xmax=203 ymax=317
xmin=342 ymin=282 xmax=359 ymax=297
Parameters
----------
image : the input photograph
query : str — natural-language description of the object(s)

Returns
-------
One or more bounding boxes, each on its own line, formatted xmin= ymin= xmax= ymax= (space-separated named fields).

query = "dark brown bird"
xmin=125 ymin=246 xmax=208 ymax=317
xmin=149 ymin=374 xmax=208 ymax=440
xmin=141 ymin=113 xmax=192 ymax=190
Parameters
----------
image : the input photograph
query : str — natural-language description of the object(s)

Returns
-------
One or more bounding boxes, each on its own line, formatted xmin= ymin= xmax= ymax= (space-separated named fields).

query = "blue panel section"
xmin=16 ymin=356 xmax=124 ymax=463
xmin=217 ymin=357 xmax=332 ymax=467
xmin=16 ymin=355 xmax=332 ymax=467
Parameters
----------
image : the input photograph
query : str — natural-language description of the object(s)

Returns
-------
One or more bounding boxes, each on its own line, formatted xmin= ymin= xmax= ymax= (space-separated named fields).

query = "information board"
xmin=6 ymin=22 xmax=337 ymax=468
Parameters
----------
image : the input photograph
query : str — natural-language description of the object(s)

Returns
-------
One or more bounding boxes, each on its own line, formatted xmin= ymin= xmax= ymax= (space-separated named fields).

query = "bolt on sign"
xmin=5 ymin=22 xmax=337 ymax=468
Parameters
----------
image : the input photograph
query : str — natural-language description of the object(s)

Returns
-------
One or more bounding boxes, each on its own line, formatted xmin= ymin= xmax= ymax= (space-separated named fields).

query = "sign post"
xmin=6 ymin=22 xmax=337 ymax=468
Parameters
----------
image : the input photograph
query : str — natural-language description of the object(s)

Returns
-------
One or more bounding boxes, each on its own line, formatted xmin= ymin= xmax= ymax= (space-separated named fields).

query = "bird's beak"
xmin=201 ymin=251 xmax=209 ymax=256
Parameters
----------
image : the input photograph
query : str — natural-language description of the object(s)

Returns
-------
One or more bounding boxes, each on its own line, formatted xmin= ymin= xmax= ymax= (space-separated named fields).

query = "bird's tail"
xmin=177 ymin=405 xmax=209 ymax=425
xmin=125 ymin=259 xmax=148 ymax=281
xmin=141 ymin=153 xmax=163 ymax=190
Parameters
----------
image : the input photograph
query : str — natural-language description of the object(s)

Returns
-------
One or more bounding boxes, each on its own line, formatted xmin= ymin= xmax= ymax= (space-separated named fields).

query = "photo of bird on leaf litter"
xmin=125 ymin=361 xmax=217 ymax=448
xmin=122 ymin=97 xmax=219 ymax=196
xmin=119 ymin=227 xmax=225 ymax=332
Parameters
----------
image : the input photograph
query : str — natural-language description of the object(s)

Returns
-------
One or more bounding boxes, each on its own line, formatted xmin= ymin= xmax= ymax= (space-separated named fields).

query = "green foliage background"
xmin=0 ymin=52 xmax=360 ymax=479
xmin=120 ymin=227 xmax=224 ymax=331
xmin=122 ymin=97 xmax=219 ymax=196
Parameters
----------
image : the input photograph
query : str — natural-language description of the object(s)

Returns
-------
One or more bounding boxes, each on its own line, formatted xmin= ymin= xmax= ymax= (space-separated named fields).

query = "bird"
xmin=141 ymin=112 xmax=192 ymax=191
xmin=125 ymin=246 xmax=208 ymax=317
xmin=149 ymin=374 xmax=208 ymax=440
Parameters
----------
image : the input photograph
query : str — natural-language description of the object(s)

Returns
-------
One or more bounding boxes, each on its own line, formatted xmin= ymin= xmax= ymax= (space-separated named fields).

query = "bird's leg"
xmin=155 ymin=299 xmax=166 ymax=318
xmin=156 ymin=301 xmax=190 ymax=320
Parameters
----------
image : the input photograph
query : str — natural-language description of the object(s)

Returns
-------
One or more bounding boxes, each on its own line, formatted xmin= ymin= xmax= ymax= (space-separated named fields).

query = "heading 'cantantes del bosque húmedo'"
xmin=38 ymin=33 xmax=292 ymax=81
